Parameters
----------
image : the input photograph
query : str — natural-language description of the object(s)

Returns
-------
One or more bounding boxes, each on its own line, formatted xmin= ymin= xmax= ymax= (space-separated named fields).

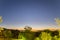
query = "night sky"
xmin=0 ymin=0 xmax=60 ymax=29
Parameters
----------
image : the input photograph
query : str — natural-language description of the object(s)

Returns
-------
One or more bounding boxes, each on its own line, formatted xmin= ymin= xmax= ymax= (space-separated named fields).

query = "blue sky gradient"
xmin=0 ymin=0 xmax=60 ymax=29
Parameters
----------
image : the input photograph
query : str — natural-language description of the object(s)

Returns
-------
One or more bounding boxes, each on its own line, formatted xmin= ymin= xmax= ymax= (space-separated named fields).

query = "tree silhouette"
xmin=0 ymin=16 xmax=3 ymax=23
xmin=24 ymin=26 xmax=32 ymax=31
xmin=55 ymin=18 xmax=60 ymax=27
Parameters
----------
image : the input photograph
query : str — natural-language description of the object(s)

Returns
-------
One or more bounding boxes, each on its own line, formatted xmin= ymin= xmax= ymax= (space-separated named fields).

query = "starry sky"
xmin=0 ymin=0 xmax=60 ymax=29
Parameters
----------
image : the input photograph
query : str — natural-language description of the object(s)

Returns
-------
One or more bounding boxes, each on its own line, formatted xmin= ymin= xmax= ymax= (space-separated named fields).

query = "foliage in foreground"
xmin=0 ymin=27 xmax=60 ymax=40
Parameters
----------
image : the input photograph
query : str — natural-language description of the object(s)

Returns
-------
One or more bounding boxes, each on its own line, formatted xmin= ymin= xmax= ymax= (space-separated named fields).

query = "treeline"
xmin=19 ymin=29 xmax=60 ymax=40
xmin=0 ymin=27 xmax=60 ymax=40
